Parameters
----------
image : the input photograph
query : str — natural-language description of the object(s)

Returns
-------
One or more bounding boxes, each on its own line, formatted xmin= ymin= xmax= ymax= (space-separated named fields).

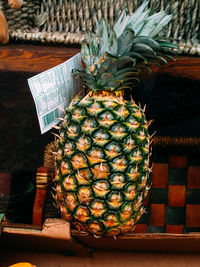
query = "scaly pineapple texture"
xmin=54 ymin=1 xmax=177 ymax=237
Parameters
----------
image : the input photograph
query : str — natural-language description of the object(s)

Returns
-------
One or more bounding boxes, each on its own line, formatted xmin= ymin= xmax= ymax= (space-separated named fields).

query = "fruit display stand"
xmin=0 ymin=2 xmax=200 ymax=266
xmin=1 ymin=45 xmax=200 ymax=261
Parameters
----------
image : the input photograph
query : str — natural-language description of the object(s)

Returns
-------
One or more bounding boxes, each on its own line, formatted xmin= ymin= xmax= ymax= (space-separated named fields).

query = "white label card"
xmin=28 ymin=53 xmax=82 ymax=134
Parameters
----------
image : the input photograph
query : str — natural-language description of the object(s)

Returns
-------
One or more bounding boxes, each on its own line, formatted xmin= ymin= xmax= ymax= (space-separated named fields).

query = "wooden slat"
xmin=1 ymin=222 xmax=42 ymax=230
xmin=1 ymin=219 xmax=89 ymax=256
xmin=159 ymin=56 xmax=200 ymax=80
xmin=0 ymin=44 xmax=200 ymax=80
xmin=0 ymin=44 xmax=80 ymax=73
xmin=3 ymin=218 xmax=71 ymax=240
xmin=2 ymin=249 xmax=200 ymax=267
xmin=32 ymin=166 xmax=55 ymax=226
xmin=3 ymin=219 xmax=200 ymax=253
xmin=72 ymin=231 xmax=200 ymax=253
xmin=32 ymin=188 xmax=47 ymax=226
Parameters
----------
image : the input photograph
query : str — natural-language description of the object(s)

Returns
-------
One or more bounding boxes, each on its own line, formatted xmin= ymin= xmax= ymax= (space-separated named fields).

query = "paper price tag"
xmin=28 ymin=53 xmax=82 ymax=134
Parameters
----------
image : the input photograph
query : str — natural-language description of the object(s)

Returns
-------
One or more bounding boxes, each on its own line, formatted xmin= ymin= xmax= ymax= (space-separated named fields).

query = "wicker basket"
xmin=1 ymin=0 xmax=200 ymax=55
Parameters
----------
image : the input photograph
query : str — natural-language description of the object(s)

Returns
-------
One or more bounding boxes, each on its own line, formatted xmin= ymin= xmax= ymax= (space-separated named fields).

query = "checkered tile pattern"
xmin=134 ymin=155 xmax=200 ymax=234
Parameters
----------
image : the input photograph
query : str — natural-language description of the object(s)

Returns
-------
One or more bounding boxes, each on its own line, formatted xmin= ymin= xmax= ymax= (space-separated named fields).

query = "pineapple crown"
xmin=74 ymin=0 xmax=179 ymax=92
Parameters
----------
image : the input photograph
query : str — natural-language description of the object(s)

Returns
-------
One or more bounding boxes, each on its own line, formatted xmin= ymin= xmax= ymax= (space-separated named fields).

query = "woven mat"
xmin=0 ymin=0 xmax=200 ymax=55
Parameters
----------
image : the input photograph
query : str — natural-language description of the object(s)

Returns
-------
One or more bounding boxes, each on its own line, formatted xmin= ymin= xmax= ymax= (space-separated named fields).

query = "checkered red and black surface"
xmin=135 ymin=154 xmax=200 ymax=234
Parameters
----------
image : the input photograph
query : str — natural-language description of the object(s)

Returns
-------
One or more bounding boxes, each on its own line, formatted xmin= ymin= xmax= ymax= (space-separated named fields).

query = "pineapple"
xmin=54 ymin=1 xmax=178 ymax=237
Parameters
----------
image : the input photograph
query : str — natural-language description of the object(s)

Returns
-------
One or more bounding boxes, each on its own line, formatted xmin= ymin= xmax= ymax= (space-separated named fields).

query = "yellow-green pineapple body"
xmin=55 ymin=91 xmax=151 ymax=237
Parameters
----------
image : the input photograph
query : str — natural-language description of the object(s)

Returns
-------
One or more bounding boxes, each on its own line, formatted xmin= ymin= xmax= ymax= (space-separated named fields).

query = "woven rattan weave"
xmin=0 ymin=0 xmax=200 ymax=55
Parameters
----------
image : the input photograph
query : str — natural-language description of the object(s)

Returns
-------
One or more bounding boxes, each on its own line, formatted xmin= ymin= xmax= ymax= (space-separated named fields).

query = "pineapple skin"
xmin=53 ymin=0 xmax=177 ymax=237
xmin=55 ymin=90 xmax=151 ymax=237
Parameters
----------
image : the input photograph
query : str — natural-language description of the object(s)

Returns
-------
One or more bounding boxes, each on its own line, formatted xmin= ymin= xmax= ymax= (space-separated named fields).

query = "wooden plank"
xmin=160 ymin=56 xmax=200 ymax=80
xmin=91 ymin=250 xmax=200 ymax=267
xmin=0 ymin=44 xmax=80 ymax=72
xmin=32 ymin=188 xmax=47 ymax=226
xmin=1 ymin=222 xmax=42 ymax=230
xmin=3 ymin=219 xmax=200 ymax=253
xmin=0 ymin=44 xmax=200 ymax=80
xmin=3 ymin=218 xmax=71 ymax=240
xmin=72 ymin=230 xmax=200 ymax=253
xmin=2 ymin=249 xmax=200 ymax=267
xmin=1 ymin=219 xmax=89 ymax=256
xmin=32 ymin=166 xmax=54 ymax=226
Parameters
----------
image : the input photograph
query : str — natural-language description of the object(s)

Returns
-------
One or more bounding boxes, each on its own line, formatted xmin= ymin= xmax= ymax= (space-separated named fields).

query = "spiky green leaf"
xmin=158 ymin=47 xmax=177 ymax=55
xmin=98 ymin=72 xmax=114 ymax=86
xmin=96 ymin=57 xmax=117 ymax=77
xmin=149 ymin=14 xmax=173 ymax=38
xmin=117 ymin=71 xmax=140 ymax=80
xmin=132 ymin=43 xmax=156 ymax=55
xmin=107 ymin=29 xmax=118 ymax=57
xmin=162 ymin=54 xmax=176 ymax=61
xmin=81 ymin=42 xmax=91 ymax=66
xmin=122 ymin=77 xmax=141 ymax=83
xmin=105 ymin=79 xmax=123 ymax=88
xmin=106 ymin=58 xmax=119 ymax=74
xmin=114 ymin=10 xmax=126 ymax=36
xmin=115 ymin=67 xmax=137 ymax=77
xmin=157 ymin=41 xmax=179 ymax=50
xmin=125 ymin=52 xmax=148 ymax=64
xmin=133 ymin=36 xmax=160 ymax=50
xmin=137 ymin=54 xmax=168 ymax=65
xmin=118 ymin=29 xmax=134 ymax=56
xmin=98 ymin=19 xmax=109 ymax=57
xmin=94 ymin=14 xmax=100 ymax=35
xmin=127 ymin=1 xmax=149 ymax=30
xmin=114 ymin=11 xmax=130 ymax=38
xmin=88 ymin=33 xmax=98 ymax=64
xmin=157 ymin=56 xmax=168 ymax=64
xmin=117 ymin=56 xmax=136 ymax=70
xmin=137 ymin=11 xmax=166 ymax=36
xmin=84 ymin=82 xmax=96 ymax=90
xmin=129 ymin=9 xmax=151 ymax=36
